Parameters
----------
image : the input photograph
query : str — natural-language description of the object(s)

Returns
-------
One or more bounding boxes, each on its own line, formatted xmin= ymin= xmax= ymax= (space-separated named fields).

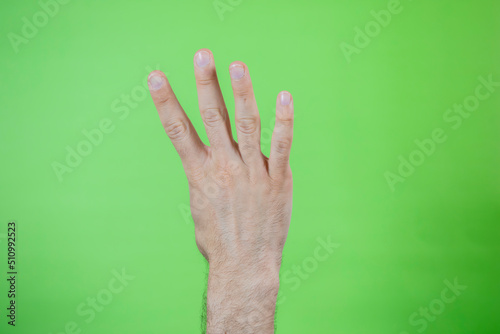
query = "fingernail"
xmin=148 ymin=74 xmax=164 ymax=90
xmin=195 ymin=51 xmax=210 ymax=67
xmin=230 ymin=64 xmax=245 ymax=80
xmin=280 ymin=92 xmax=291 ymax=106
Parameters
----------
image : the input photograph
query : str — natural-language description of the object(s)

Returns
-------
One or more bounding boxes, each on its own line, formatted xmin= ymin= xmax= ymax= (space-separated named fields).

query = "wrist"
xmin=207 ymin=260 xmax=280 ymax=305
xmin=206 ymin=258 xmax=280 ymax=333
xmin=208 ymin=263 xmax=280 ymax=296
xmin=209 ymin=254 xmax=281 ymax=276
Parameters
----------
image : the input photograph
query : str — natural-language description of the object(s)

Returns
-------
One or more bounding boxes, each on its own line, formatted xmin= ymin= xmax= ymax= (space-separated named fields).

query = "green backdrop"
xmin=1 ymin=0 xmax=499 ymax=333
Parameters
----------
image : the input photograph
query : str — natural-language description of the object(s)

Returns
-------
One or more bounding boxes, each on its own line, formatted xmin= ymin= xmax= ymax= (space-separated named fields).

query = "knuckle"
xmin=214 ymin=170 xmax=233 ymax=188
xmin=213 ymin=160 xmax=240 ymax=188
xmin=239 ymin=142 xmax=259 ymax=155
xmin=202 ymin=108 xmax=223 ymax=126
xmin=270 ymin=167 xmax=293 ymax=187
xmin=276 ymin=118 xmax=293 ymax=129
xmin=155 ymin=94 xmax=172 ymax=106
xmin=164 ymin=119 xmax=188 ymax=140
xmin=236 ymin=116 xmax=259 ymax=134
xmin=274 ymin=138 xmax=292 ymax=155
xmin=277 ymin=119 xmax=293 ymax=128
xmin=246 ymin=169 xmax=262 ymax=186
xmin=197 ymin=77 xmax=216 ymax=86
xmin=186 ymin=166 xmax=205 ymax=185
xmin=277 ymin=108 xmax=294 ymax=122
xmin=235 ymin=88 xmax=252 ymax=99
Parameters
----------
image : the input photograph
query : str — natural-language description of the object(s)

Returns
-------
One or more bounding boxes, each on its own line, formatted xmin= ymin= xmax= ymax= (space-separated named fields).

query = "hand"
xmin=148 ymin=48 xmax=294 ymax=333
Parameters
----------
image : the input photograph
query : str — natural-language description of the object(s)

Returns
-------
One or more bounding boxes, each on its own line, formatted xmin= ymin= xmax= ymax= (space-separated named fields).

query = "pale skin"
xmin=147 ymin=48 xmax=293 ymax=333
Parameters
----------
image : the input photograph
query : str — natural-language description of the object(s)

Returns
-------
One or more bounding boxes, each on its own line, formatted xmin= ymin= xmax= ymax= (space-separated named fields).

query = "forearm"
xmin=206 ymin=261 xmax=280 ymax=334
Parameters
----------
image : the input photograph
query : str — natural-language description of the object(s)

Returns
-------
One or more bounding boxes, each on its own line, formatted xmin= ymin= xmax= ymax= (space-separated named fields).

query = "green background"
xmin=1 ymin=0 xmax=499 ymax=333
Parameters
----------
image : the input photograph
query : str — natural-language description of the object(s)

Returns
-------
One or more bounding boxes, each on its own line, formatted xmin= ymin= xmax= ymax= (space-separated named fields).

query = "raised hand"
xmin=148 ymin=49 xmax=294 ymax=333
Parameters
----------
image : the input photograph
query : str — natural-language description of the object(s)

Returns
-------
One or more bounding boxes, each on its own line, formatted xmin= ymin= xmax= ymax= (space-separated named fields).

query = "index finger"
xmin=148 ymin=70 xmax=207 ymax=170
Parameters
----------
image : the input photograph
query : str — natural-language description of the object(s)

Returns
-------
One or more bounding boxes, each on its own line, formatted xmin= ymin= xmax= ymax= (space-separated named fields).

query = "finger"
xmin=194 ymin=49 xmax=234 ymax=152
xmin=269 ymin=91 xmax=294 ymax=179
xmin=148 ymin=70 xmax=207 ymax=169
xmin=229 ymin=61 xmax=263 ymax=168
